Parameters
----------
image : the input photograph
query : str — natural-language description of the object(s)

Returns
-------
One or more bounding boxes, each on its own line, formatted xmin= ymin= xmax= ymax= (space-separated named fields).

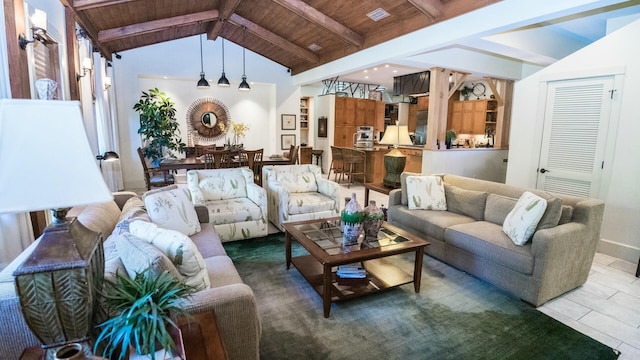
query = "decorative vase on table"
xmin=341 ymin=193 xmax=364 ymax=247
xmin=35 ymin=78 xmax=58 ymax=100
xmin=362 ymin=200 xmax=384 ymax=239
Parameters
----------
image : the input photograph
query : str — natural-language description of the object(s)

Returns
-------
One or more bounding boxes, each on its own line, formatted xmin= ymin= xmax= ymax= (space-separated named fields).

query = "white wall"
xmin=113 ymin=35 xmax=300 ymax=189
xmin=423 ymin=149 xmax=508 ymax=183
xmin=507 ymin=19 xmax=640 ymax=263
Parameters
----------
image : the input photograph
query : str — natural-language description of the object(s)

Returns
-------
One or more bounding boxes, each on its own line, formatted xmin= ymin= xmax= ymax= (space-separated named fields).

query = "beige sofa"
xmin=388 ymin=173 xmax=605 ymax=306
xmin=0 ymin=192 xmax=260 ymax=360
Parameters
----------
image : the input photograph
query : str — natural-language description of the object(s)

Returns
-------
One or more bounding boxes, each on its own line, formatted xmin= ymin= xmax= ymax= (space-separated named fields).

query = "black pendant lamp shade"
xmin=238 ymin=26 xmax=250 ymax=92
xmin=197 ymin=34 xmax=210 ymax=88
xmin=217 ymin=38 xmax=230 ymax=87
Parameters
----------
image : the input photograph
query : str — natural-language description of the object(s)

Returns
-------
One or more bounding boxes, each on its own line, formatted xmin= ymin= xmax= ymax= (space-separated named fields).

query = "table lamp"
xmin=0 ymin=99 xmax=113 ymax=357
xmin=379 ymin=122 xmax=413 ymax=188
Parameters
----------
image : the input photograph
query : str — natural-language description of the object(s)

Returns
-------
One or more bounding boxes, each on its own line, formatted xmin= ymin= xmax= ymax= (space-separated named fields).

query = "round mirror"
xmin=201 ymin=112 xmax=217 ymax=128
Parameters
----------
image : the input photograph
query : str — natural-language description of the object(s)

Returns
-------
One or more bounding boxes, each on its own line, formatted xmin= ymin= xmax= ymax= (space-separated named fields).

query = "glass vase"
xmin=362 ymin=200 xmax=384 ymax=239
xmin=341 ymin=193 xmax=362 ymax=246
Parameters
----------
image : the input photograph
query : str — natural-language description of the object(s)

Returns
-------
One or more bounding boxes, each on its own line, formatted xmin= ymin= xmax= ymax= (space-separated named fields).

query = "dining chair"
xmin=136 ymin=147 xmax=174 ymax=190
xmin=194 ymin=144 xmax=220 ymax=157
xmin=287 ymin=145 xmax=299 ymax=165
xmin=204 ymin=149 xmax=233 ymax=169
xmin=240 ymin=149 xmax=264 ymax=185
xmin=327 ymin=146 xmax=345 ymax=182
xmin=341 ymin=148 xmax=366 ymax=188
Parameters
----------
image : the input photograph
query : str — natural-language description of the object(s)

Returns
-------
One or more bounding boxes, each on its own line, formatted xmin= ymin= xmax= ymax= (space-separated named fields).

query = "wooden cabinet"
xmin=299 ymin=146 xmax=312 ymax=164
xmin=408 ymin=104 xmax=417 ymax=133
xmin=334 ymin=97 xmax=384 ymax=147
xmin=300 ymin=97 xmax=309 ymax=129
xmin=399 ymin=148 xmax=423 ymax=173
xmin=364 ymin=150 xmax=385 ymax=183
xmin=450 ymin=99 xmax=495 ymax=135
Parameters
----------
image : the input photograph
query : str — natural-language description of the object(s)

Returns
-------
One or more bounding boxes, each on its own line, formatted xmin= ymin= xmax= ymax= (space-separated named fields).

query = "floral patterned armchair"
xmin=262 ymin=164 xmax=341 ymax=231
xmin=187 ymin=168 xmax=268 ymax=241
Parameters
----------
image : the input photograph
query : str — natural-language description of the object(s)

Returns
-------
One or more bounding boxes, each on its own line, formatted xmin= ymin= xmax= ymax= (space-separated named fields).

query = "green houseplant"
xmin=133 ymin=88 xmax=186 ymax=166
xmin=94 ymin=269 xmax=195 ymax=360
xmin=445 ymin=129 xmax=457 ymax=149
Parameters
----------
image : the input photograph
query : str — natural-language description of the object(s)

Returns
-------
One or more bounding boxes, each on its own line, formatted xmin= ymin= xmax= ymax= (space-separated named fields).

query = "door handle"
xmin=539 ymin=168 xmax=549 ymax=174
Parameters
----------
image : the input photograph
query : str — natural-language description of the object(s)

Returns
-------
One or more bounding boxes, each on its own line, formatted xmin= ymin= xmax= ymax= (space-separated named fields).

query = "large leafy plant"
xmin=94 ymin=269 xmax=195 ymax=360
xmin=133 ymin=88 xmax=186 ymax=164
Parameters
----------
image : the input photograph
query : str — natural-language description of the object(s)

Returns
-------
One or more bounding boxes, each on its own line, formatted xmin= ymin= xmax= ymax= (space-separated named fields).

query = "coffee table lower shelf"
xmin=291 ymin=255 xmax=413 ymax=303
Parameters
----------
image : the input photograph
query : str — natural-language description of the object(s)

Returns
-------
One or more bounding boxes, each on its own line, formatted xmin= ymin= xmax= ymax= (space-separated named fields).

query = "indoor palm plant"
xmin=94 ymin=269 xmax=195 ymax=360
xmin=134 ymin=88 xmax=186 ymax=166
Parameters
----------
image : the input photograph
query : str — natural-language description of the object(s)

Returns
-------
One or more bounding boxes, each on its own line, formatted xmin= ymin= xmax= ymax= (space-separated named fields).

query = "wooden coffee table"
xmin=284 ymin=217 xmax=429 ymax=317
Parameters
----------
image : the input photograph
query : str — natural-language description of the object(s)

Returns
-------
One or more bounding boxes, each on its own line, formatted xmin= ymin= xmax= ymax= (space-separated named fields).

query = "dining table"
xmin=158 ymin=156 xmax=292 ymax=172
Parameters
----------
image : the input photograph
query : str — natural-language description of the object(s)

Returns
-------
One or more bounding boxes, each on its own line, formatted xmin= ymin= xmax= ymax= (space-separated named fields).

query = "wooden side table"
xmin=178 ymin=310 xmax=229 ymax=360
xmin=363 ymin=182 xmax=394 ymax=205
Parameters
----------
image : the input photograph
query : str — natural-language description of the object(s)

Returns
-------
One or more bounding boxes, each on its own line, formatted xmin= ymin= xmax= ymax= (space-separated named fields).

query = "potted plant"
xmin=445 ymin=129 xmax=457 ymax=149
xmin=133 ymin=88 xmax=186 ymax=166
xmin=94 ymin=269 xmax=196 ymax=360
xmin=460 ymin=85 xmax=473 ymax=100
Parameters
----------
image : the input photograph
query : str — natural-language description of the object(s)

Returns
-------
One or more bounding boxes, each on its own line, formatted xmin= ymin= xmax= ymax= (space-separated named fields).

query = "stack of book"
xmin=336 ymin=264 xmax=366 ymax=278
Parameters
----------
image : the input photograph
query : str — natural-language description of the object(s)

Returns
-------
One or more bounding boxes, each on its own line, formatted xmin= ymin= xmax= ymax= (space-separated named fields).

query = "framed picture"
xmin=318 ymin=116 xmax=327 ymax=138
xmin=281 ymin=134 xmax=296 ymax=150
xmin=281 ymin=114 xmax=296 ymax=130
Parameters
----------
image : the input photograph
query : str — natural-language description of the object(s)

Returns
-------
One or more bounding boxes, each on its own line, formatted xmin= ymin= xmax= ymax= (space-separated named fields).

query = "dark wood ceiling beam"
xmin=207 ymin=0 xmax=242 ymax=40
xmin=228 ymin=13 xmax=319 ymax=63
xmin=72 ymin=0 xmax=137 ymax=11
xmin=406 ymin=0 xmax=443 ymax=20
xmin=272 ymin=0 xmax=363 ymax=47
xmin=60 ymin=0 xmax=113 ymax=60
xmin=98 ymin=10 xmax=219 ymax=42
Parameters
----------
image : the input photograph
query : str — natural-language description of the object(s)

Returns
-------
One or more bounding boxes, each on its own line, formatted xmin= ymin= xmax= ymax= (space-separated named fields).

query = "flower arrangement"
xmin=217 ymin=122 xmax=227 ymax=134
xmin=231 ymin=121 xmax=250 ymax=138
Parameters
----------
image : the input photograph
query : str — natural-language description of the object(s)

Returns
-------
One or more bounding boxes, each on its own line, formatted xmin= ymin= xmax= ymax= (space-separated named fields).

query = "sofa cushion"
xmin=103 ymin=233 xmax=126 ymax=282
xmin=390 ymin=206 xmax=475 ymax=241
xmin=129 ymin=220 xmax=210 ymax=290
xmin=400 ymin=171 xmax=424 ymax=206
xmin=276 ymin=172 xmax=318 ymax=193
xmin=485 ymin=193 xmax=563 ymax=232
xmin=445 ymin=184 xmax=488 ymax=221
xmin=288 ymin=193 xmax=336 ymax=215
xmin=113 ymin=196 xmax=151 ymax=235
xmin=444 ymin=221 xmax=534 ymax=275
xmin=204 ymin=198 xmax=264 ymax=225
xmin=199 ymin=175 xmax=248 ymax=201
xmin=114 ymin=232 xmax=184 ymax=281
xmin=75 ymin=201 xmax=121 ymax=239
xmin=204 ymin=255 xmax=245 ymax=288
xmin=143 ymin=185 xmax=201 ymax=236
xmin=406 ymin=175 xmax=447 ymax=210
xmin=503 ymin=192 xmax=548 ymax=246
xmin=559 ymin=205 xmax=574 ymax=225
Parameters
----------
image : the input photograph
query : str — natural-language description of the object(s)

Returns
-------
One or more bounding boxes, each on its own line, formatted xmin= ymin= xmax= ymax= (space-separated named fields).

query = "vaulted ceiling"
xmin=61 ymin=0 xmax=500 ymax=75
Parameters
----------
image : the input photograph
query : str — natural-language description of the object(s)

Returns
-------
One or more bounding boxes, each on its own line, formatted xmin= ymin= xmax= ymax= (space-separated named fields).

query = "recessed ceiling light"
xmin=385 ymin=64 xmax=389 ymax=67
xmin=308 ymin=43 xmax=322 ymax=51
xmin=363 ymin=70 xmax=368 ymax=73
xmin=364 ymin=76 xmax=369 ymax=79
xmin=373 ymin=67 xmax=378 ymax=71
xmin=367 ymin=8 xmax=390 ymax=22
xmin=393 ymin=70 xmax=398 ymax=73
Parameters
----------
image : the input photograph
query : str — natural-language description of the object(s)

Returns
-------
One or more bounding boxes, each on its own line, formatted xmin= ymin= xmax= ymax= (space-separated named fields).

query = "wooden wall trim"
xmin=65 ymin=6 xmax=80 ymax=100
xmin=4 ymin=0 xmax=31 ymax=98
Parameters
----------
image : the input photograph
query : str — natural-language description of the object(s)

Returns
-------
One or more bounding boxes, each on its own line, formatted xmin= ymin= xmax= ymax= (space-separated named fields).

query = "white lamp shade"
xmin=380 ymin=125 xmax=413 ymax=146
xmin=0 ymin=99 xmax=113 ymax=214
xmin=31 ymin=9 xmax=47 ymax=30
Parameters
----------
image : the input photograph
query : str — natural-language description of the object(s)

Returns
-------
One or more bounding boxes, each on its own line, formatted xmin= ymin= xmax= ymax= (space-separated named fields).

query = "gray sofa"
xmin=388 ymin=173 xmax=605 ymax=306
xmin=0 ymin=192 xmax=261 ymax=360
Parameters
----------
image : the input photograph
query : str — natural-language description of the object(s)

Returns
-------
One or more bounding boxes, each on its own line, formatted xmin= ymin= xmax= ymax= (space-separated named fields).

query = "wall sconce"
xmin=103 ymin=76 xmax=112 ymax=90
xmin=76 ymin=58 xmax=92 ymax=81
xmin=19 ymin=9 xmax=54 ymax=50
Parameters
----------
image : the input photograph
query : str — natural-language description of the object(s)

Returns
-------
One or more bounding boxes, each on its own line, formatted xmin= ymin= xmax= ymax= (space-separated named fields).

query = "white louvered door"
xmin=536 ymin=76 xmax=614 ymax=198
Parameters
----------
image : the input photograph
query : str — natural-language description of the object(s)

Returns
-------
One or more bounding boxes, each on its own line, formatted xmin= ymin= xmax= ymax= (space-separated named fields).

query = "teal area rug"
xmin=224 ymin=234 xmax=620 ymax=360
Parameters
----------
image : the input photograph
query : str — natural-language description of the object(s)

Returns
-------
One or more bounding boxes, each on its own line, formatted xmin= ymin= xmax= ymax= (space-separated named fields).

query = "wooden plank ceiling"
xmin=62 ymin=0 xmax=500 ymax=75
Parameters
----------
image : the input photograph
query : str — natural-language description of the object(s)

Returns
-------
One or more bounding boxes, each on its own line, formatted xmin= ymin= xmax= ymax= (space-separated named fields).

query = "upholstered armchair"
xmin=262 ymin=164 xmax=341 ymax=231
xmin=186 ymin=168 xmax=268 ymax=241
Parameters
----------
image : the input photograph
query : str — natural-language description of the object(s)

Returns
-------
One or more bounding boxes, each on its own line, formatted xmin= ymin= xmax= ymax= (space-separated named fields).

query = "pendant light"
xmin=238 ymin=26 xmax=251 ymax=92
xmin=197 ymin=34 xmax=210 ymax=88
xmin=217 ymin=37 xmax=230 ymax=87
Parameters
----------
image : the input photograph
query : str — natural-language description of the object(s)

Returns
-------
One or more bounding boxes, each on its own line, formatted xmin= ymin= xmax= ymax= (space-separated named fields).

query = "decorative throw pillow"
xmin=406 ymin=175 xmax=447 ymax=210
xmin=503 ymin=192 xmax=548 ymax=246
xmin=129 ymin=220 xmax=210 ymax=290
xmin=75 ymin=201 xmax=121 ymax=239
xmin=114 ymin=232 xmax=184 ymax=281
xmin=276 ymin=172 xmax=318 ymax=193
xmin=143 ymin=185 xmax=201 ymax=236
